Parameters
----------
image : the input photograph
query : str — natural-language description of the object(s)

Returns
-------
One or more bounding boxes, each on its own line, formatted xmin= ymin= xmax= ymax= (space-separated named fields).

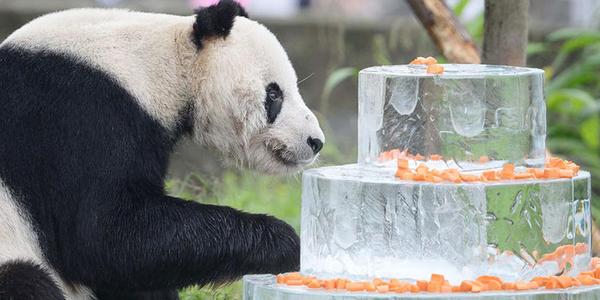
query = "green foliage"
xmin=530 ymin=27 xmax=600 ymax=212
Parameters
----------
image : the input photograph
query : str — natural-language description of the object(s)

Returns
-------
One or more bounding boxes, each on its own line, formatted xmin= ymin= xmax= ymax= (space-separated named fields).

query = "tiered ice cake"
xmin=300 ymin=64 xmax=592 ymax=284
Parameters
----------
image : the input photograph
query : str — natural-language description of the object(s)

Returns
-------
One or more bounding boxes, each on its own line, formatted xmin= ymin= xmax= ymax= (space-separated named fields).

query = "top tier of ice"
xmin=358 ymin=64 xmax=546 ymax=171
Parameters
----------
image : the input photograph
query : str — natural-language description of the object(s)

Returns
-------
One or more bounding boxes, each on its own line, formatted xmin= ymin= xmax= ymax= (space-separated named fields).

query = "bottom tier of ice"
xmin=300 ymin=165 xmax=591 ymax=284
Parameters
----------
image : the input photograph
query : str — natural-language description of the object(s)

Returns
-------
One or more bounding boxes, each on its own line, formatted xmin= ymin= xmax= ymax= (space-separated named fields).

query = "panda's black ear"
xmin=192 ymin=0 xmax=249 ymax=49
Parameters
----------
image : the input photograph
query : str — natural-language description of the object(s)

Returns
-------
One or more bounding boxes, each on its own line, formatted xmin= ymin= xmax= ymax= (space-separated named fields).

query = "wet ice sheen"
xmin=358 ymin=64 xmax=546 ymax=170
xmin=300 ymin=165 xmax=592 ymax=283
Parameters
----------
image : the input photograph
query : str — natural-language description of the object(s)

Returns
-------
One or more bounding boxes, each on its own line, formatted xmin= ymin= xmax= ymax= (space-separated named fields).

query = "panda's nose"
xmin=307 ymin=137 xmax=323 ymax=154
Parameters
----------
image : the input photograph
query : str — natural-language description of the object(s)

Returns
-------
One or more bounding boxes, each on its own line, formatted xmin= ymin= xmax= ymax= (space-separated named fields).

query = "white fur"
xmin=3 ymin=8 xmax=324 ymax=175
xmin=0 ymin=181 xmax=93 ymax=300
xmin=2 ymin=8 xmax=193 ymax=128
xmin=188 ymin=17 xmax=325 ymax=174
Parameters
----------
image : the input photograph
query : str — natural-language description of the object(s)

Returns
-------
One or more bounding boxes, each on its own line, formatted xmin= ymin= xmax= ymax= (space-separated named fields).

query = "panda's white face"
xmin=189 ymin=17 xmax=325 ymax=174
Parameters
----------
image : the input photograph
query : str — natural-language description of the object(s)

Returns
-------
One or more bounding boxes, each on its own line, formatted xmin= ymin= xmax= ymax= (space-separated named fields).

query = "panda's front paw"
xmin=252 ymin=215 xmax=300 ymax=274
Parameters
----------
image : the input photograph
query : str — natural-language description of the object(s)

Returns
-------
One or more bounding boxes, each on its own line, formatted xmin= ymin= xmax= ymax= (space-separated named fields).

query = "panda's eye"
xmin=265 ymin=83 xmax=283 ymax=124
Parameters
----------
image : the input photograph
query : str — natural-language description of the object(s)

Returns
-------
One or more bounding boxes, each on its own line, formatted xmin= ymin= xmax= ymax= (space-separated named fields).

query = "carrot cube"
xmin=514 ymin=172 xmax=534 ymax=180
xmin=577 ymin=275 xmax=600 ymax=286
xmin=430 ymin=154 xmax=443 ymax=161
xmin=423 ymin=56 xmax=438 ymax=65
xmin=365 ymin=282 xmax=376 ymax=292
xmin=416 ymin=280 xmax=428 ymax=291
xmin=479 ymin=156 xmax=490 ymax=163
xmin=376 ymin=285 xmax=390 ymax=293
xmin=501 ymin=163 xmax=515 ymax=179
xmin=276 ymin=274 xmax=287 ymax=284
xmin=397 ymin=159 xmax=409 ymax=169
xmin=593 ymin=268 xmax=600 ymax=279
xmin=482 ymin=170 xmax=498 ymax=181
xmin=323 ymin=279 xmax=336 ymax=289
xmin=460 ymin=173 xmax=480 ymax=182
xmin=427 ymin=281 xmax=442 ymax=292
xmin=346 ymin=281 xmax=365 ymax=291
xmin=556 ymin=276 xmax=573 ymax=288
xmin=430 ymin=274 xmax=445 ymax=283
xmin=410 ymin=57 xmax=426 ymax=64
xmin=427 ymin=64 xmax=444 ymax=74
xmin=307 ymin=279 xmax=321 ymax=289
xmin=502 ymin=282 xmax=516 ymax=290
xmin=515 ymin=281 xmax=531 ymax=290
xmin=531 ymin=276 xmax=549 ymax=286
xmin=559 ymin=169 xmax=576 ymax=178
xmin=336 ymin=279 xmax=347 ymax=289
xmin=440 ymin=285 xmax=452 ymax=293
xmin=286 ymin=279 xmax=304 ymax=286
xmin=410 ymin=284 xmax=420 ymax=293
xmin=545 ymin=277 xmax=560 ymax=289
xmin=544 ymin=168 xmax=561 ymax=179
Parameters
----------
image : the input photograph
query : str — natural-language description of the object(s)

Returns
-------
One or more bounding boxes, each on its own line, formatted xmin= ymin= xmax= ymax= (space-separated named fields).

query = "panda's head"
xmin=183 ymin=1 xmax=324 ymax=174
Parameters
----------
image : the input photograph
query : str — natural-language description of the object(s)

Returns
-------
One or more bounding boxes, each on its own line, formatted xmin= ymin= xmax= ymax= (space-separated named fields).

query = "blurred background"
xmin=1 ymin=0 xmax=599 ymax=299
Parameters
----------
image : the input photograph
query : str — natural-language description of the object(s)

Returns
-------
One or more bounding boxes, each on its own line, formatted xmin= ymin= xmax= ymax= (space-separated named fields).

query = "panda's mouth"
xmin=271 ymin=146 xmax=300 ymax=166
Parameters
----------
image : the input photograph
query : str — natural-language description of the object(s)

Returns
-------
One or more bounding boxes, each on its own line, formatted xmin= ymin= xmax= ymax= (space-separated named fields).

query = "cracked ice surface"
xmin=300 ymin=165 xmax=591 ymax=284
xmin=357 ymin=64 xmax=546 ymax=170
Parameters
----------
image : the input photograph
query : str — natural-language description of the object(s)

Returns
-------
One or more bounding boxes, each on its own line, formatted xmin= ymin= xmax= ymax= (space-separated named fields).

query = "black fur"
xmin=94 ymin=289 xmax=179 ymax=300
xmin=192 ymin=0 xmax=248 ymax=48
xmin=0 ymin=260 xmax=65 ymax=300
xmin=0 ymin=45 xmax=299 ymax=298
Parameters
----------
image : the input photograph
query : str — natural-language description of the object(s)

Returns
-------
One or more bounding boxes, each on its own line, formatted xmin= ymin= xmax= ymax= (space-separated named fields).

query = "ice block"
xmin=300 ymin=164 xmax=591 ymax=284
xmin=358 ymin=64 xmax=546 ymax=170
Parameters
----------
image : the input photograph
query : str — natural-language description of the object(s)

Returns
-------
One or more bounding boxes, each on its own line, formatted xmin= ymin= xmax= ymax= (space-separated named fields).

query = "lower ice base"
xmin=243 ymin=275 xmax=600 ymax=300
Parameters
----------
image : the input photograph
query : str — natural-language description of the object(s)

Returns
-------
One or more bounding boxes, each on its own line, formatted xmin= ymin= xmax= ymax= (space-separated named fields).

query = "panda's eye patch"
xmin=265 ymin=83 xmax=283 ymax=124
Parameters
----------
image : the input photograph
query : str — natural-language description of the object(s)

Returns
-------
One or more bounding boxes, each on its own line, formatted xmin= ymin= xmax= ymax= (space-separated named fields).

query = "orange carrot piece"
xmin=410 ymin=57 xmax=427 ymax=64
xmin=430 ymin=154 xmax=443 ymax=161
xmin=515 ymin=281 xmax=531 ymax=290
xmin=414 ymin=153 xmax=425 ymax=160
xmin=545 ymin=277 xmax=560 ymax=289
xmin=427 ymin=281 xmax=442 ymax=293
xmin=397 ymin=159 xmax=409 ymax=169
xmin=501 ymin=163 xmax=515 ymax=179
xmin=571 ymin=277 xmax=582 ymax=287
xmin=372 ymin=278 xmax=384 ymax=286
xmin=502 ymin=282 xmax=516 ymax=290
xmin=336 ymin=279 xmax=347 ymax=290
xmin=416 ymin=280 xmax=428 ymax=291
xmin=365 ymin=282 xmax=376 ymax=292
xmin=427 ymin=64 xmax=444 ymax=74
xmin=440 ymin=285 xmax=452 ymax=293
xmin=556 ymin=276 xmax=573 ymax=288
xmin=430 ymin=274 xmax=445 ymax=283
xmin=531 ymin=276 xmax=549 ymax=286
xmin=514 ymin=172 xmax=535 ymax=180
xmin=478 ymin=155 xmax=490 ymax=163
xmin=286 ymin=272 xmax=303 ymax=280
xmin=307 ymin=279 xmax=321 ymax=289
xmin=286 ymin=279 xmax=304 ymax=286
xmin=423 ymin=56 xmax=438 ymax=65
xmin=346 ymin=281 xmax=365 ymax=291
xmin=460 ymin=173 xmax=480 ymax=182
xmin=451 ymin=286 xmax=461 ymax=292
xmin=459 ymin=281 xmax=474 ymax=292
xmin=528 ymin=281 xmax=540 ymax=289
xmin=376 ymin=285 xmax=390 ymax=293
xmin=416 ymin=164 xmax=429 ymax=174
xmin=559 ymin=169 xmax=576 ymax=178
xmin=323 ymin=279 xmax=336 ymax=289
xmin=578 ymin=275 xmax=600 ymax=286
xmin=413 ymin=173 xmax=426 ymax=181
xmin=594 ymin=268 xmax=600 ymax=279
xmin=276 ymin=274 xmax=287 ymax=284
xmin=410 ymin=284 xmax=420 ymax=293
xmin=482 ymin=170 xmax=498 ymax=181
xmin=544 ymin=168 xmax=561 ymax=179
xmin=471 ymin=281 xmax=484 ymax=293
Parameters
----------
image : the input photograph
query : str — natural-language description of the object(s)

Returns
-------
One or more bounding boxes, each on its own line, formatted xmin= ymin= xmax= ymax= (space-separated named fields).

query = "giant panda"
xmin=0 ymin=1 xmax=324 ymax=299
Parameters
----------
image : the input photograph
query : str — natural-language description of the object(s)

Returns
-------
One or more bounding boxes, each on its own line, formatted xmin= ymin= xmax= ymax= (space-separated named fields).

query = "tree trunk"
xmin=406 ymin=0 xmax=480 ymax=64
xmin=482 ymin=0 xmax=529 ymax=66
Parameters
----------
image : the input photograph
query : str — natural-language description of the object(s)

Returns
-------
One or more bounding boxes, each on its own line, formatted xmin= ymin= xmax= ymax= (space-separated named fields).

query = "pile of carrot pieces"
xmin=410 ymin=56 xmax=444 ymax=74
xmin=393 ymin=156 xmax=580 ymax=183
xmin=276 ymin=257 xmax=600 ymax=293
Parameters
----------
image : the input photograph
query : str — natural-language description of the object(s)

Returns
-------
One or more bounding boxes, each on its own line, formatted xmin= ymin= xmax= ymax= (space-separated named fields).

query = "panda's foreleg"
xmin=0 ymin=260 xmax=65 ymax=300
xmin=71 ymin=195 xmax=299 ymax=291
